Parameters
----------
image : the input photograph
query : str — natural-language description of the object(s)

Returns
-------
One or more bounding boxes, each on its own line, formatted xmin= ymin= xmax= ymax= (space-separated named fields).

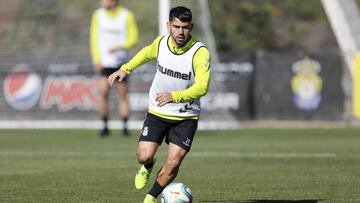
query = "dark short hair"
xmin=169 ymin=6 xmax=192 ymax=22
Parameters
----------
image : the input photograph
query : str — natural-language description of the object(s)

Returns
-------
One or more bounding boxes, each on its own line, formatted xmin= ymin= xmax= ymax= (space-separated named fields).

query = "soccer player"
xmin=108 ymin=6 xmax=211 ymax=203
xmin=90 ymin=0 xmax=138 ymax=137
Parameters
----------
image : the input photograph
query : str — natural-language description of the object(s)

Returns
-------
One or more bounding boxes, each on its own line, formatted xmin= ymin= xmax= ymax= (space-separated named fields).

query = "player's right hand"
xmin=108 ymin=69 xmax=127 ymax=86
xmin=94 ymin=64 xmax=103 ymax=73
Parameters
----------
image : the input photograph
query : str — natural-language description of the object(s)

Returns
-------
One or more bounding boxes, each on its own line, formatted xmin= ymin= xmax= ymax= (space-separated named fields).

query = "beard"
xmin=172 ymin=34 xmax=189 ymax=47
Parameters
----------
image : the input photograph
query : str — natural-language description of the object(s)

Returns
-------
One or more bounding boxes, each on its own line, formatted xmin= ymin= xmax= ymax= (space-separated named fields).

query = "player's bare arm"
xmin=108 ymin=69 xmax=127 ymax=86
xmin=155 ymin=92 xmax=173 ymax=107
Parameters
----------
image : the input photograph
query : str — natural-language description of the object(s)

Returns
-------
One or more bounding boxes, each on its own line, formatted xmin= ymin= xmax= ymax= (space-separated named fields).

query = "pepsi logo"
xmin=4 ymin=64 xmax=42 ymax=111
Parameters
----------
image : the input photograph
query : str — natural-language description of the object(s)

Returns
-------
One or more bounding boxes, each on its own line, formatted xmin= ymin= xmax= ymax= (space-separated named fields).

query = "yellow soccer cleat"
xmin=143 ymin=194 xmax=157 ymax=203
xmin=135 ymin=158 xmax=156 ymax=190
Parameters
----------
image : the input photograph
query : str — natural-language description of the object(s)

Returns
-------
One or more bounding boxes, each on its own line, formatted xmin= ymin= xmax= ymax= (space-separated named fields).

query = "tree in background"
xmin=208 ymin=0 xmax=338 ymax=54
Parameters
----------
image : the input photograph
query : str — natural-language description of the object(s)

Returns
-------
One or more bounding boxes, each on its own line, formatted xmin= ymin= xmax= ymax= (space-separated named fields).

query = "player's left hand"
xmin=156 ymin=92 xmax=173 ymax=107
xmin=109 ymin=46 xmax=121 ymax=53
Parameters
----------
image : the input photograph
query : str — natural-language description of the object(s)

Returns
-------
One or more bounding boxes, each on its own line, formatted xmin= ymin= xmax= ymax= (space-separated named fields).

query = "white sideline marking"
xmin=0 ymin=151 xmax=341 ymax=158
xmin=0 ymin=120 xmax=240 ymax=130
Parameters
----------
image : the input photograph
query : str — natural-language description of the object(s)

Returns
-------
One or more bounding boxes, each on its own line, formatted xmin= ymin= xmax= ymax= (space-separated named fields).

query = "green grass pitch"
xmin=0 ymin=128 xmax=359 ymax=202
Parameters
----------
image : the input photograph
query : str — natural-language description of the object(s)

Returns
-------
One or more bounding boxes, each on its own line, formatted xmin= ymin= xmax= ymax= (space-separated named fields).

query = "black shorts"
xmin=139 ymin=113 xmax=198 ymax=152
xmin=101 ymin=67 xmax=128 ymax=82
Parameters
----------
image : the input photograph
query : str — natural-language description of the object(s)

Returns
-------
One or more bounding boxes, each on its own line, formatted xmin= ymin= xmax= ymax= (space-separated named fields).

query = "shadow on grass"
xmin=200 ymin=200 xmax=323 ymax=203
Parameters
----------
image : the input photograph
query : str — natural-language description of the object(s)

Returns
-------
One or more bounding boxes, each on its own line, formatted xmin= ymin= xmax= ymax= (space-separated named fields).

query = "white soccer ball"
xmin=160 ymin=183 xmax=192 ymax=203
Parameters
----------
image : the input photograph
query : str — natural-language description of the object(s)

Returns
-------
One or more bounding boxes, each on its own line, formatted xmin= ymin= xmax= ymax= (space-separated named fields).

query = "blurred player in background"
xmin=108 ymin=6 xmax=211 ymax=203
xmin=90 ymin=0 xmax=138 ymax=137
